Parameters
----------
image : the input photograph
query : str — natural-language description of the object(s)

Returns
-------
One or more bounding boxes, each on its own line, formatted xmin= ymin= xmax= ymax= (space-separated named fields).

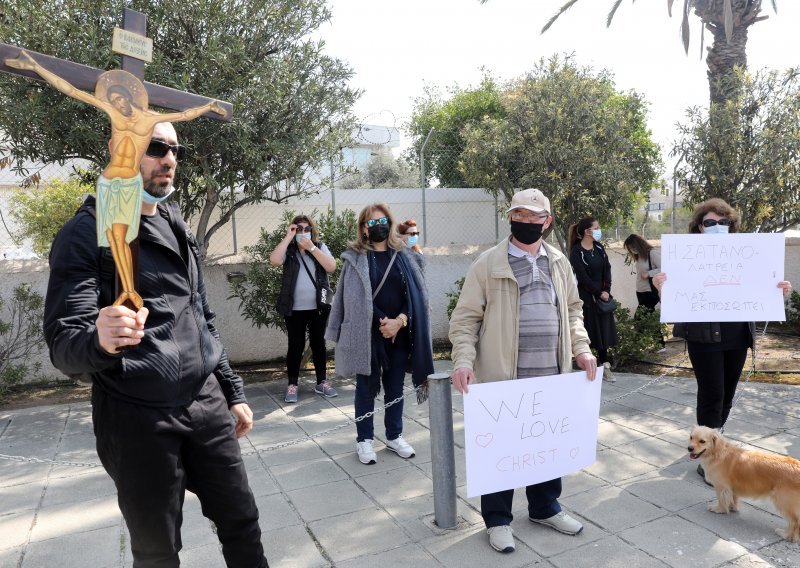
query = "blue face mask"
xmin=592 ymin=229 xmax=602 ymax=241
xmin=407 ymin=235 xmax=418 ymax=247
xmin=295 ymin=233 xmax=310 ymax=243
xmin=142 ymin=186 xmax=175 ymax=203
xmin=704 ymin=224 xmax=729 ymax=235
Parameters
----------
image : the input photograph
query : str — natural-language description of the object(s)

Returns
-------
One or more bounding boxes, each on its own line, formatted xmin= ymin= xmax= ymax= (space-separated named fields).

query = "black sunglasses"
xmin=294 ymin=225 xmax=312 ymax=233
xmin=702 ymin=218 xmax=732 ymax=228
xmin=406 ymin=231 xmax=420 ymax=236
xmin=146 ymin=140 xmax=186 ymax=162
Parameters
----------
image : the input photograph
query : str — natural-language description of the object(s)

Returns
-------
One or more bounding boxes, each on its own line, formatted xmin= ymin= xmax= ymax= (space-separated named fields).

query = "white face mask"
xmin=704 ymin=224 xmax=729 ymax=235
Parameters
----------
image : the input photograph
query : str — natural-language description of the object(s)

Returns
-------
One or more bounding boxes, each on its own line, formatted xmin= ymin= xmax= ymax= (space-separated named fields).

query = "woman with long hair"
xmin=325 ymin=203 xmax=434 ymax=465
xmin=623 ymin=233 xmax=664 ymax=350
xmin=568 ymin=216 xmax=619 ymax=381
xmin=270 ymin=214 xmax=337 ymax=403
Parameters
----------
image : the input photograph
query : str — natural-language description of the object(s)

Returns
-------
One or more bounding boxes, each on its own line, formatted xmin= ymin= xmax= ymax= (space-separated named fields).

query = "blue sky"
xmin=319 ymin=1 xmax=800 ymax=165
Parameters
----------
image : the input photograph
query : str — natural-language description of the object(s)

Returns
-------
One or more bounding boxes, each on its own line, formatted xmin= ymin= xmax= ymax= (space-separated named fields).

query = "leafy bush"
xmin=786 ymin=290 xmax=800 ymax=334
xmin=446 ymin=277 xmax=465 ymax=319
xmin=0 ymin=284 xmax=45 ymax=399
xmin=610 ymin=305 xmax=666 ymax=370
xmin=9 ymin=177 xmax=93 ymax=257
xmin=230 ymin=207 xmax=358 ymax=332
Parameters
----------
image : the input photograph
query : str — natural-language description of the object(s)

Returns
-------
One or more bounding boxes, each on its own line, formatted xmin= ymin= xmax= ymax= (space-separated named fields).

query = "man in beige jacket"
xmin=449 ymin=188 xmax=597 ymax=554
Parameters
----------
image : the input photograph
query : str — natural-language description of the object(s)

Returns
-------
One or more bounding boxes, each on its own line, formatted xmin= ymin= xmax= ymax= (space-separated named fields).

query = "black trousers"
xmin=284 ymin=309 xmax=329 ymax=384
xmin=688 ymin=347 xmax=749 ymax=428
xmin=481 ymin=477 xmax=562 ymax=528
xmin=92 ymin=378 xmax=268 ymax=568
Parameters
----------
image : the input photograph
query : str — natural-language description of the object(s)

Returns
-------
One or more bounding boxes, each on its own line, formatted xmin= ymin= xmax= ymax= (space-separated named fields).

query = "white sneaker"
xmin=602 ymin=362 xmax=616 ymax=383
xmin=385 ymin=435 xmax=415 ymax=458
xmin=356 ymin=439 xmax=376 ymax=465
xmin=657 ymin=347 xmax=667 ymax=353
xmin=487 ymin=525 xmax=515 ymax=553
xmin=530 ymin=511 xmax=583 ymax=535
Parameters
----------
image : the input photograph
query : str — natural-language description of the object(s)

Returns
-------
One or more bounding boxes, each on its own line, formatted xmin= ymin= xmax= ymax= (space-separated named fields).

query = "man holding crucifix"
xmin=11 ymin=14 xmax=271 ymax=567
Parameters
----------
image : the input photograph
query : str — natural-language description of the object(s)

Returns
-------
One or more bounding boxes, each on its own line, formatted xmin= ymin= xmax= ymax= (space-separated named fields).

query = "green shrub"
xmin=9 ymin=177 xmax=93 ymax=257
xmin=786 ymin=290 xmax=800 ymax=334
xmin=230 ymin=208 xmax=358 ymax=332
xmin=610 ymin=305 xmax=666 ymax=370
xmin=446 ymin=277 xmax=465 ymax=320
xmin=0 ymin=283 xmax=45 ymax=399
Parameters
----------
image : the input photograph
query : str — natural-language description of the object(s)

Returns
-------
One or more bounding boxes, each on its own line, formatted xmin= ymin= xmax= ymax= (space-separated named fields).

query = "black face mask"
xmin=510 ymin=221 xmax=544 ymax=245
xmin=367 ymin=224 xmax=390 ymax=243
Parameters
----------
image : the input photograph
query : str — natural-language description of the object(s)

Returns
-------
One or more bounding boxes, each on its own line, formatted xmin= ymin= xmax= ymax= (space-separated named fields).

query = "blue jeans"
xmin=481 ymin=477 xmax=562 ymax=528
xmin=354 ymin=338 xmax=408 ymax=442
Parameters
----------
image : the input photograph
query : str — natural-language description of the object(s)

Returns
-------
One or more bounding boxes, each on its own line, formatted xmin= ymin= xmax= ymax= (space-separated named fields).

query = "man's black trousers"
xmin=93 ymin=377 xmax=268 ymax=568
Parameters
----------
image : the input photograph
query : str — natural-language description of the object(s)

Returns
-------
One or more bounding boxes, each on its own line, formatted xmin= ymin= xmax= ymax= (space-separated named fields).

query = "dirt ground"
xmin=3 ymin=331 xmax=800 ymax=411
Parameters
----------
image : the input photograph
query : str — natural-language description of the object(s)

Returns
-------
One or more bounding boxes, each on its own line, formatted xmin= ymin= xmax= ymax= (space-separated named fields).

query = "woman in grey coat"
xmin=325 ymin=203 xmax=434 ymax=465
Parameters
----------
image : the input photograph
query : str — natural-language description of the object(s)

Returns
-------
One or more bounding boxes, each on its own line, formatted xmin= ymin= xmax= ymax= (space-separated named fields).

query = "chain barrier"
xmin=0 ymin=386 xmax=422 ymax=468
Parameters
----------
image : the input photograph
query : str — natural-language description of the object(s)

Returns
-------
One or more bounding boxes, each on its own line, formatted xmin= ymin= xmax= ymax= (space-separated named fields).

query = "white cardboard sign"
xmin=660 ymin=233 xmax=785 ymax=323
xmin=463 ymin=370 xmax=602 ymax=498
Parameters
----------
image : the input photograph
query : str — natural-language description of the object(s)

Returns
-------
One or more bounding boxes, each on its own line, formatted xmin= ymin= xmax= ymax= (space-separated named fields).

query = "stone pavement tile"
xmin=620 ymin=471 xmax=714 ymax=512
xmin=677 ymin=502 xmax=785 ymax=551
xmin=247 ymin=423 xmax=309 ymax=449
xmin=597 ymin=420 xmax=650 ymax=448
xmin=723 ymin=552 xmax=783 ymax=567
xmin=261 ymin=524 xmax=329 ymax=568
xmin=287 ymin=479 xmax=373 ymax=522
xmin=29 ymin=494 xmax=121 ymax=542
xmin=614 ymin=435 xmax=686 ymax=468
xmin=730 ymin=405 xmax=800 ymax=432
xmin=582 ymin=447 xmax=659 ymax=483
xmin=179 ymin=494 xmax=220 ymax=551
xmin=247 ymin=438 xmax=329 ymax=468
xmin=415 ymin=415 xmax=465 ymax=449
xmin=2 ymin=408 xmax=70 ymax=434
xmin=179 ymin=542 xmax=226 ymax=567
xmin=644 ymin=384 xmax=698 ymax=406
xmin=270 ymin=455 xmax=349 ymax=492
xmin=548 ymin=535 xmax=670 ymax=568
xmin=562 ymin=485 xmax=667 ymax=533
xmin=40 ymin=469 xmax=116 ymax=509
xmin=0 ymin=510 xmax=35 ymax=550
xmin=22 ymin=524 xmax=122 ymax=568
xmin=337 ymin=543 xmax=439 ymax=568
xmin=416 ymin=447 xmax=468 ymax=488
xmin=745 ymin=538 xmax=800 ymax=566
xmin=655 ymin=427 xmax=695 ymax=447
xmin=419 ymin=524 xmax=548 ymax=567
xmin=455 ymin=485 xmax=482 ymax=513
xmin=383 ymin=492 xmax=482 ymax=542
xmin=253 ymin=493 xmax=302 ymax=532
xmin=356 ymin=465 xmax=433 ymax=507
xmin=599 ymin=402 xmax=644 ymax=422
xmin=714 ymin=419 xmax=784 ymax=444
xmin=62 ymin=407 xmax=93 ymax=437
xmin=1 ymin=479 xmax=45 ymax=515
xmin=615 ymin=394 xmax=696 ymax=425
xmin=313 ymin=430 xmax=357 ymax=457
xmin=0 ymin=437 xmax=60 ymax=459
xmin=0 ymin=459 xmax=50 ymax=488
xmin=242 ymin=454 xmax=280 ymax=497
xmin=747 ymin=431 xmax=800 ymax=457
xmin=309 ymin=507 xmax=410 ymax=563
xmin=0 ymin=546 xmax=22 ymax=566
xmin=561 ymin=470 xmax=609 ymax=498
xmin=511 ymin=513 xmax=607 ymax=558
xmin=53 ymin=432 xmax=96 ymax=454
xmin=620 ymin=515 xmax=750 ymax=568
xmin=611 ymin=413 xmax=686 ymax=437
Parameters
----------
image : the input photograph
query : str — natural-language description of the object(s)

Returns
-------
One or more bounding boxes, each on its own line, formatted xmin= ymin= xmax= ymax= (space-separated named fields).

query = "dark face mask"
xmin=367 ymin=224 xmax=390 ymax=243
xmin=510 ymin=221 xmax=544 ymax=245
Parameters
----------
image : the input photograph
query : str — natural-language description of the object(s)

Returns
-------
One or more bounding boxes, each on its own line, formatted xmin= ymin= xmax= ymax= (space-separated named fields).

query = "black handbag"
xmin=595 ymin=296 xmax=617 ymax=313
xmin=300 ymin=250 xmax=333 ymax=311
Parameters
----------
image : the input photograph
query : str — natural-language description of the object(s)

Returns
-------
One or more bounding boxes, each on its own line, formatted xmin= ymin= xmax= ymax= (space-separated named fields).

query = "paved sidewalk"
xmin=2 ymin=363 xmax=800 ymax=567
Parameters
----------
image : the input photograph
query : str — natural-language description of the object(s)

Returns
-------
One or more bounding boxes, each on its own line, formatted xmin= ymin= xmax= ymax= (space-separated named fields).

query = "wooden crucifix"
xmin=0 ymin=8 xmax=232 ymax=310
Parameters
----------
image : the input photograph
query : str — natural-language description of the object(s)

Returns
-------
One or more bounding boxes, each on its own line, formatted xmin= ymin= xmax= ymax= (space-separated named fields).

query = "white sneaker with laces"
xmin=530 ymin=511 xmax=583 ymax=535
xmin=602 ymin=361 xmax=616 ymax=383
xmin=385 ymin=435 xmax=415 ymax=458
xmin=356 ymin=439 xmax=377 ymax=465
xmin=487 ymin=525 xmax=515 ymax=553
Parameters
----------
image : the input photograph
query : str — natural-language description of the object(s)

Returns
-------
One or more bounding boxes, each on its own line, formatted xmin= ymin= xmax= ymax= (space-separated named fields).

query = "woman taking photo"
xmin=325 ymin=204 xmax=434 ymax=465
xmin=568 ymin=217 xmax=618 ymax=381
xmin=271 ymin=214 xmax=337 ymax=403
xmin=653 ymin=198 xmax=792 ymax=483
xmin=623 ymin=233 xmax=665 ymax=350
xmin=398 ymin=218 xmax=423 ymax=253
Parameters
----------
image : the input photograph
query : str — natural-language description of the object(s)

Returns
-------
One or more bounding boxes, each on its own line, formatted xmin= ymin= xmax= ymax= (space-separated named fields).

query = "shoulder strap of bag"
xmin=299 ymin=251 xmax=321 ymax=291
xmin=372 ymin=250 xmax=398 ymax=300
xmin=647 ymin=250 xmax=653 ymax=271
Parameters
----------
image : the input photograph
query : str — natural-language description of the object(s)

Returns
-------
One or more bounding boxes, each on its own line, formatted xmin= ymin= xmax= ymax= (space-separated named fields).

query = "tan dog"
xmin=688 ymin=425 xmax=800 ymax=542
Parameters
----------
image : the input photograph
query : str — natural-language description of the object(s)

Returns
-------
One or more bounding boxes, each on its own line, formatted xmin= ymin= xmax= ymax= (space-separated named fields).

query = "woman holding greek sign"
xmin=652 ymin=198 xmax=792 ymax=484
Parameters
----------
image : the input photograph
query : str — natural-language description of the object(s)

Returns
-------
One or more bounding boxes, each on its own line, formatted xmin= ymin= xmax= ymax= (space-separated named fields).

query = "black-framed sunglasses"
xmin=702 ymin=218 xmax=732 ymax=228
xmin=406 ymin=231 xmax=420 ymax=236
xmin=146 ymin=140 xmax=186 ymax=162
xmin=295 ymin=225 xmax=312 ymax=233
xmin=366 ymin=217 xmax=389 ymax=228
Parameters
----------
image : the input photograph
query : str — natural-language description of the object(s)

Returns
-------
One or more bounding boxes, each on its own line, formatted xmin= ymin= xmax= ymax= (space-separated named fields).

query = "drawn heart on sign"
xmin=475 ymin=433 xmax=494 ymax=448
xmin=570 ymin=447 xmax=580 ymax=459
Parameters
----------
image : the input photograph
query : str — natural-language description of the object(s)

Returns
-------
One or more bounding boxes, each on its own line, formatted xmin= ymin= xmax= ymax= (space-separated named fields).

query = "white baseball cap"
xmin=506 ymin=188 xmax=551 ymax=215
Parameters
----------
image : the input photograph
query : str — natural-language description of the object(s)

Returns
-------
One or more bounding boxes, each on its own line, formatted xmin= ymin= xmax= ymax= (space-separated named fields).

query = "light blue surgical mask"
xmin=142 ymin=186 xmax=175 ymax=203
xmin=407 ymin=235 xmax=418 ymax=247
xmin=704 ymin=224 xmax=729 ymax=235
xmin=295 ymin=233 xmax=310 ymax=243
xmin=592 ymin=229 xmax=602 ymax=241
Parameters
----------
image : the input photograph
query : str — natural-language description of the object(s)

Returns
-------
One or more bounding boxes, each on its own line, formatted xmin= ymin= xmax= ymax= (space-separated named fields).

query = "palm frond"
xmin=541 ymin=0 xmax=583 ymax=34
xmin=723 ymin=0 xmax=733 ymax=43
xmin=699 ymin=21 xmax=704 ymax=59
xmin=667 ymin=0 xmax=675 ymax=17
xmin=681 ymin=0 xmax=691 ymax=54
xmin=607 ymin=0 xmax=625 ymax=27
xmin=771 ymin=0 xmax=777 ymax=13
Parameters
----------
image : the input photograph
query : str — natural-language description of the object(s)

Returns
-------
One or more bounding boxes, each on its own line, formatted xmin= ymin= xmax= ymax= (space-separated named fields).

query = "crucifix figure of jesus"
xmin=5 ymin=50 xmax=226 ymax=309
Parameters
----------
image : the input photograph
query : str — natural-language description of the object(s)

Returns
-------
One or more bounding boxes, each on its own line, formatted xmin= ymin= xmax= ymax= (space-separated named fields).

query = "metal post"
xmin=330 ymin=159 xmax=336 ymax=214
xmin=419 ymin=128 xmax=434 ymax=247
xmin=427 ymin=372 xmax=458 ymax=529
xmin=672 ymin=151 xmax=686 ymax=233
xmin=494 ymin=192 xmax=500 ymax=243
xmin=230 ymin=185 xmax=238 ymax=255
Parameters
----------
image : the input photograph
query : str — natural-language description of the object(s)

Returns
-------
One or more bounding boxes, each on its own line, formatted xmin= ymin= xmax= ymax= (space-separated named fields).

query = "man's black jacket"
xmin=43 ymin=197 xmax=246 ymax=408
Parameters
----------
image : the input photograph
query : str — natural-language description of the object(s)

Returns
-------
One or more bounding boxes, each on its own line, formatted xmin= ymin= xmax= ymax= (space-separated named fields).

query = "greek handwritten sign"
xmin=463 ymin=370 xmax=602 ymax=498
xmin=112 ymin=27 xmax=153 ymax=63
xmin=660 ymin=233 xmax=785 ymax=323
